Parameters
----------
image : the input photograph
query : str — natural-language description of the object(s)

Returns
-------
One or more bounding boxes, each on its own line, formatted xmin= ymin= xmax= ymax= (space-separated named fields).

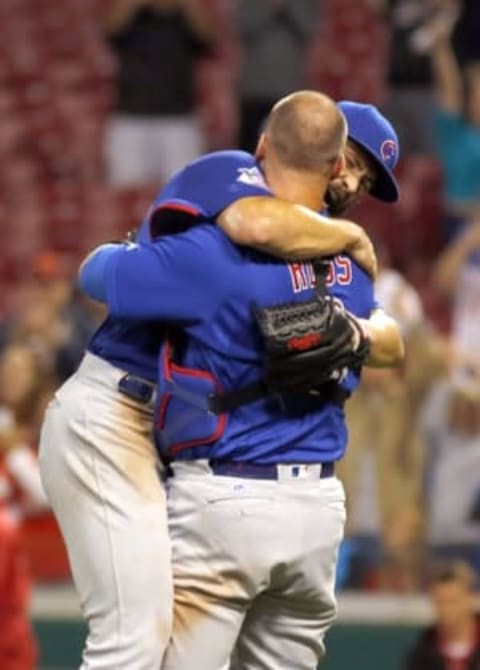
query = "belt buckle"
xmin=118 ymin=374 xmax=155 ymax=404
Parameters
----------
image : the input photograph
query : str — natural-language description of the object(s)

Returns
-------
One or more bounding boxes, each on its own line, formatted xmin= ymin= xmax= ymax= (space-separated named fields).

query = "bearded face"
xmin=326 ymin=141 xmax=377 ymax=216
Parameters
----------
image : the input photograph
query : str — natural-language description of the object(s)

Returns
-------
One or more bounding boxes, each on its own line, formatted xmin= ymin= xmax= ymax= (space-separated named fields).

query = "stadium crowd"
xmin=1 ymin=0 xmax=480 ymax=667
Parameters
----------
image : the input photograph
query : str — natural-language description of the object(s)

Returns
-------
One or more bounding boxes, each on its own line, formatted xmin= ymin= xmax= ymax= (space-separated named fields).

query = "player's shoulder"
xmin=185 ymin=149 xmax=257 ymax=173
xmin=191 ymin=149 xmax=255 ymax=163
xmin=160 ymin=150 xmax=261 ymax=193
xmin=175 ymin=149 xmax=268 ymax=194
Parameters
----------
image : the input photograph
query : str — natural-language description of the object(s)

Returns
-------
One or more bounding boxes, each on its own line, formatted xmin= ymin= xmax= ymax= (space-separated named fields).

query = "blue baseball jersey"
xmin=87 ymin=225 xmax=378 ymax=464
xmin=87 ymin=151 xmax=271 ymax=380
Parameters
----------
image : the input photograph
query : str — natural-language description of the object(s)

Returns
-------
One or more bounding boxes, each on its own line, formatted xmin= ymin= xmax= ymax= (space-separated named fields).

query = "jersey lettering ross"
xmin=288 ymin=257 xmax=353 ymax=294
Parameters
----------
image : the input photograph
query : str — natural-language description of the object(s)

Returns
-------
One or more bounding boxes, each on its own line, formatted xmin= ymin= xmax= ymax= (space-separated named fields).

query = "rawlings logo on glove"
xmin=287 ymin=333 xmax=323 ymax=351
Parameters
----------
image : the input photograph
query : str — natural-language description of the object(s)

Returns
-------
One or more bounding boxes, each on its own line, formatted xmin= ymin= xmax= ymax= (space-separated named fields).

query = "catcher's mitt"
xmin=254 ymin=294 xmax=370 ymax=393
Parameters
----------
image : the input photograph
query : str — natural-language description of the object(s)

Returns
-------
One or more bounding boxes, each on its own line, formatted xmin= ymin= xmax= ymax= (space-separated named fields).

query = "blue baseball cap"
xmin=338 ymin=101 xmax=400 ymax=203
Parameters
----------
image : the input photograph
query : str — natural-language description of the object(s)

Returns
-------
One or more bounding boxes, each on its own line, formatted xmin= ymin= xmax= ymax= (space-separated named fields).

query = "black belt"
xmin=118 ymin=374 xmax=156 ymax=404
xmin=209 ymin=459 xmax=335 ymax=480
xmin=208 ymin=381 xmax=348 ymax=415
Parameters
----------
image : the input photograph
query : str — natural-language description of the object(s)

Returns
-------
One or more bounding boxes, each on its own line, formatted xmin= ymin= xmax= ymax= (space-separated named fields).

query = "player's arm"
xmin=79 ymin=231 xmax=227 ymax=322
xmin=218 ymin=197 xmax=377 ymax=278
xmin=433 ymin=221 xmax=480 ymax=296
xmin=149 ymin=151 xmax=377 ymax=278
xmin=430 ymin=10 xmax=463 ymax=115
xmin=358 ymin=308 xmax=404 ymax=368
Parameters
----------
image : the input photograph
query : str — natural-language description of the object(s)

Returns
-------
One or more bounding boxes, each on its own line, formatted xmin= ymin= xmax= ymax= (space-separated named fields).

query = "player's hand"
xmin=343 ymin=222 xmax=378 ymax=280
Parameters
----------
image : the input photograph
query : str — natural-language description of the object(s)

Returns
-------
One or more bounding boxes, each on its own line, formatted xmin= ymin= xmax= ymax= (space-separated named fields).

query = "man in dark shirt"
xmin=369 ymin=0 xmax=444 ymax=155
xmin=405 ymin=562 xmax=480 ymax=670
xmin=101 ymin=0 xmax=215 ymax=185
xmin=452 ymin=0 xmax=480 ymax=66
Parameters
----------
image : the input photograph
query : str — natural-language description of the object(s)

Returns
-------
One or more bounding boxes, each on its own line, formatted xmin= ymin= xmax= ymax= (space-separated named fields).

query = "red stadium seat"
xmin=21 ymin=514 xmax=71 ymax=583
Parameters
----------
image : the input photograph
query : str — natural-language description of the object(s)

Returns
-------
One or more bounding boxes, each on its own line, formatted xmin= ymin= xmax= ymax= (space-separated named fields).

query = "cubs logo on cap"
xmin=380 ymin=139 xmax=398 ymax=165
xmin=338 ymin=101 xmax=400 ymax=203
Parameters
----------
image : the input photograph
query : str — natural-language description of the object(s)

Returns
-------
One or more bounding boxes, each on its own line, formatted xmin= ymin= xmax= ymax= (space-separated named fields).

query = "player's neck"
xmin=264 ymin=162 xmax=328 ymax=211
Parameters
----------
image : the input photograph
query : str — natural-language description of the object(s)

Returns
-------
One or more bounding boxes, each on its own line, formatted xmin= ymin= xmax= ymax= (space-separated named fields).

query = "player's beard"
xmin=325 ymin=181 xmax=357 ymax=217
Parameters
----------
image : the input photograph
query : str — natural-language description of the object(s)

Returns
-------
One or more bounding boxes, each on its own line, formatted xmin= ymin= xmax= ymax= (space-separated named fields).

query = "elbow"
xmin=381 ymin=327 xmax=406 ymax=368
xmin=78 ymin=260 xmax=105 ymax=302
xmin=77 ymin=262 xmax=91 ymax=296
xmin=77 ymin=243 xmax=119 ymax=302
xmin=365 ymin=319 xmax=405 ymax=368
xmin=388 ymin=331 xmax=406 ymax=368
xmin=368 ymin=342 xmax=404 ymax=369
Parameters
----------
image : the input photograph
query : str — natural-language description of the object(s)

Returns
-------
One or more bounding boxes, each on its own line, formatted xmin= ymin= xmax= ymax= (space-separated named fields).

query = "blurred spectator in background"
xmin=421 ymin=367 xmax=480 ymax=576
xmin=101 ymin=0 xmax=216 ymax=186
xmin=338 ymin=242 xmax=448 ymax=590
xmin=0 ymin=473 xmax=37 ymax=670
xmin=452 ymin=0 xmax=480 ymax=67
xmin=236 ymin=0 xmax=318 ymax=152
xmin=431 ymin=7 xmax=480 ymax=240
xmin=0 ymin=341 xmax=69 ymax=584
xmin=0 ymin=350 xmax=49 ymax=520
xmin=368 ymin=0 xmax=451 ymax=156
xmin=0 ymin=343 xmax=56 ymax=449
xmin=0 ymin=344 xmax=53 ymax=670
xmin=0 ymin=251 xmax=104 ymax=384
xmin=55 ymin=288 xmax=106 ymax=382
xmin=434 ymin=216 xmax=480 ymax=378
xmin=404 ymin=561 xmax=480 ymax=669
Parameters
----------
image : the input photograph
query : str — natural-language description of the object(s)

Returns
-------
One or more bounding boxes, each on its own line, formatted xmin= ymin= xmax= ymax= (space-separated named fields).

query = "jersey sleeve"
xmin=105 ymin=226 xmax=231 ymax=322
xmin=145 ymin=150 xmax=272 ymax=239
xmin=354 ymin=262 xmax=379 ymax=314
xmin=329 ymin=256 xmax=378 ymax=317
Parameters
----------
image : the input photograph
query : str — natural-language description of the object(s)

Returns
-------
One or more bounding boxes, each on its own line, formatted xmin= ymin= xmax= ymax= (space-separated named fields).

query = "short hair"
xmin=264 ymin=90 xmax=347 ymax=174
xmin=429 ymin=560 xmax=477 ymax=592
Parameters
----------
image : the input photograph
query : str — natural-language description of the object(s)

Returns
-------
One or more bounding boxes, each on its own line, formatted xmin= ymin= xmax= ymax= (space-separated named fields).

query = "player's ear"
xmin=255 ymin=133 xmax=267 ymax=161
xmin=331 ymin=153 xmax=346 ymax=179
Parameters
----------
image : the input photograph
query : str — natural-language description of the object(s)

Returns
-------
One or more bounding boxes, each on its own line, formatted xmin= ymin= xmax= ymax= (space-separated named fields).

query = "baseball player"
xmin=39 ymin=93 xmax=400 ymax=669
xmin=79 ymin=91 xmax=404 ymax=670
